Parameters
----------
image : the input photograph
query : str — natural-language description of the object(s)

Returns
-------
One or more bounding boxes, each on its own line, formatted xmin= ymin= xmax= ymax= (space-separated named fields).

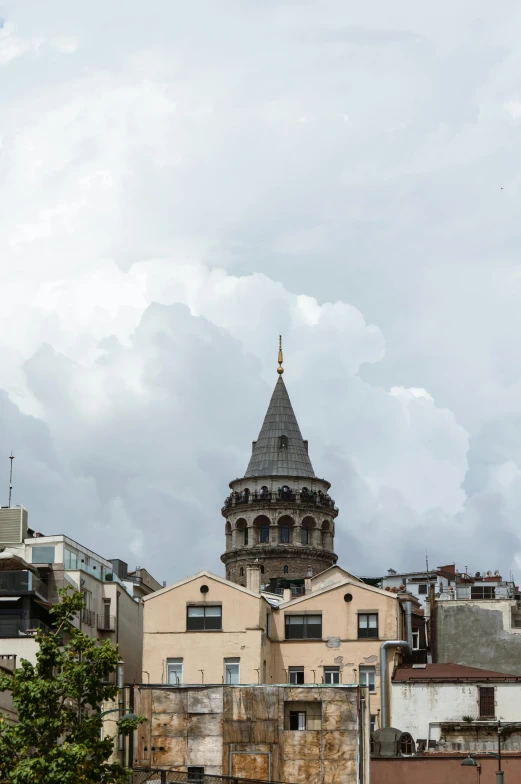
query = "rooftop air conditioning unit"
xmin=0 ymin=507 xmax=28 ymax=544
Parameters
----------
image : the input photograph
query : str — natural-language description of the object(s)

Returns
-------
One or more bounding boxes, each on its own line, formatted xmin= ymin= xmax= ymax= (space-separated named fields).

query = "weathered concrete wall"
xmin=392 ymin=681 xmax=521 ymax=741
xmin=133 ymin=684 xmax=365 ymax=784
xmin=372 ymin=755 xmax=521 ymax=784
xmin=435 ymin=601 xmax=521 ymax=674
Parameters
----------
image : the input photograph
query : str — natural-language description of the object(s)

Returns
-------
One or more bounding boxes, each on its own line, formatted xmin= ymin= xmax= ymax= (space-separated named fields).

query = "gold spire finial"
xmin=277 ymin=335 xmax=284 ymax=375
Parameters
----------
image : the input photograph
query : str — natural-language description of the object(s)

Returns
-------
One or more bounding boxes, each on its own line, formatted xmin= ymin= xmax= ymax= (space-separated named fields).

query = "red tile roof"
xmin=394 ymin=663 xmax=521 ymax=682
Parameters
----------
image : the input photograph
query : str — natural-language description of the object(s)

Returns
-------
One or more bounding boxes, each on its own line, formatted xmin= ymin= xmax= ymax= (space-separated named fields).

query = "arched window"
xmin=280 ymin=525 xmax=289 ymax=543
xmin=284 ymin=565 xmax=289 ymax=575
xmin=301 ymin=526 xmax=309 ymax=545
xmin=400 ymin=733 xmax=415 ymax=756
xmin=240 ymin=567 xmax=244 ymax=577
xmin=261 ymin=524 xmax=270 ymax=543
xmin=260 ymin=565 xmax=265 ymax=574
xmin=279 ymin=435 xmax=288 ymax=449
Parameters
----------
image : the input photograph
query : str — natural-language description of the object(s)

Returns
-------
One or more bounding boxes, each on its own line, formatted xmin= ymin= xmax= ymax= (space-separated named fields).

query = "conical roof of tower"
xmin=244 ymin=376 xmax=315 ymax=478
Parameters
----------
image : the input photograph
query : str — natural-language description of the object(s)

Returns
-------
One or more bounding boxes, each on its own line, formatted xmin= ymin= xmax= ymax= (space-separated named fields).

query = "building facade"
xmin=221 ymin=355 xmax=338 ymax=588
xmin=132 ymin=683 xmax=370 ymax=784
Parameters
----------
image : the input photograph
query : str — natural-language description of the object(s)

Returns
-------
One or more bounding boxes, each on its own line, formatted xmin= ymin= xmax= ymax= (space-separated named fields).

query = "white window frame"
xmin=359 ymin=665 xmax=376 ymax=692
xmin=167 ymin=658 xmax=183 ymax=685
xmin=412 ymin=630 xmax=420 ymax=650
xmin=224 ymin=657 xmax=240 ymax=684
xmin=288 ymin=666 xmax=305 ymax=684
xmin=324 ymin=666 xmax=340 ymax=684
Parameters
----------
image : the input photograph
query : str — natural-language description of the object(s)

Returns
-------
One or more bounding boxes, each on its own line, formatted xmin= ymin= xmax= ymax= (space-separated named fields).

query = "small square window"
xmin=187 ymin=767 xmax=204 ymax=782
xmin=324 ymin=666 xmax=340 ymax=684
xmin=358 ymin=613 xmax=378 ymax=638
xmin=224 ymin=657 xmax=240 ymax=684
xmin=418 ymin=584 xmax=428 ymax=595
xmin=289 ymin=666 xmax=305 ymax=684
xmin=360 ymin=666 xmax=376 ymax=692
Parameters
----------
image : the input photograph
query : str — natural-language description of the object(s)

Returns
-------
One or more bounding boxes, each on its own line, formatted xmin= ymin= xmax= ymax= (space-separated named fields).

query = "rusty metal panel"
xmin=223 ymin=720 xmax=278 ymax=744
xmin=322 ymin=730 xmax=357 ymax=761
xmin=151 ymin=711 xmax=187 ymax=737
xmin=322 ymin=700 xmax=357 ymax=732
xmin=187 ymin=687 xmax=224 ymax=714
xmin=322 ymin=758 xmax=357 ymax=784
xmin=281 ymin=730 xmax=321 ymax=760
xmin=187 ymin=713 xmax=223 ymax=737
xmin=187 ymin=735 xmax=223 ymax=767
xmin=252 ymin=687 xmax=280 ymax=720
xmin=152 ymin=689 xmax=188 ymax=715
xmin=134 ymin=688 xmax=152 ymax=767
xmin=282 ymin=758 xmax=321 ymax=783
xmin=229 ymin=687 xmax=254 ymax=720
xmin=151 ymin=735 xmax=186 ymax=768
xmin=230 ymin=751 xmax=270 ymax=781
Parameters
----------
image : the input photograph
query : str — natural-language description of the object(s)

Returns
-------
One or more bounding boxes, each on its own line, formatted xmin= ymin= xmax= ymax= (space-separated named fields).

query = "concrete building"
xmin=142 ymin=563 xmax=408 ymax=733
xmin=132 ymin=683 xmax=371 ymax=784
xmin=381 ymin=564 xmax=458 ymax=616
xmin=221 ymin=345 xmax=338 ymax=587
xmin=391 ymin=663 xmax=521 ymax=751
xmin=0 ymin=506 xmax=161 ymax=682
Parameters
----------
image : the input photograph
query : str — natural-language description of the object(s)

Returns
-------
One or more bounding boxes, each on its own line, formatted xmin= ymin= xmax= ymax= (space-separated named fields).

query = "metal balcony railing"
xmin=97 ymin=614 xmax=116 ymax=632
xmin=0 ymin=570 xmax=48 ymax=599
xmin=81 ymin=608 xmax=95 ymax=627
xmin=222 ymin=490 xmax=336 ymax=512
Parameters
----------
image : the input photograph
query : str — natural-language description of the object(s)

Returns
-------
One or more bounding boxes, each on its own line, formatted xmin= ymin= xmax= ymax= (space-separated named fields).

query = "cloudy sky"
xmin=1 ymin=1 xmax=521 ymax=584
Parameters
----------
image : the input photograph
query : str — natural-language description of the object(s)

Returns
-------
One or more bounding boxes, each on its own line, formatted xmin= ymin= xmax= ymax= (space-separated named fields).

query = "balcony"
xmin=0 ymin=618 xmax=50 ymax=638
xmin=0 ymin=570 xmax=48 ymax=600
xmin=81 ymin=608 xmax=95 ymax=627
xmin=97 ymin=614 xmax=116 ymax=632
xmin=222 ymin=489 xmax=337 ymax=513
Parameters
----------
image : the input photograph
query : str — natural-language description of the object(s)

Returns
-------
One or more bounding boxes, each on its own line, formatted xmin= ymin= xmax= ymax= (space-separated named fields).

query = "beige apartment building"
xmin=142 ymin=563 xmax=406 ymax=729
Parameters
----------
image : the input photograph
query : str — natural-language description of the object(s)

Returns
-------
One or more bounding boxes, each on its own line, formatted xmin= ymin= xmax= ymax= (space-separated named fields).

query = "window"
xmin=279 ymin=435 xmax=288 ymax=449
xmin=359 ymin=666 xmax=376 ymax=692
xmin=261 ymin=525 xmax=270 ymax=543
xmin=283 ymin=565 xmax=289 ymax=575
xmin=224 ymin=657 xmax=240 ymax=684
xmin=288 ymin=666 xmax=305 ymax=684
xmin=187 ymin=605 xmax=222 ymax=631
xmin=266 ymin=614 xmax=271 ymax=637
xmin=240 ymin=568 xmax=244 ymax=577
xmin=32 ymin=546 xmax=55 ymax=564
xmin=244 ymin=528 xmax=248 ymax=545
xmin=290 ymin=711 xmax=306 ymax=730
xmin=479 ymin=686 xmax=495 ymax=717
xmin=167 ymin=658 xmax=183 ymax=685
xmin=187 ymin=767 xmax=204 ymax=782
xmin=418 ymin=584 xmax=428 ymax=595
xmin=370 ymin=715 xmax=376 ymax=734
xmin=400 ymin=733 xmax=415 ymax=756
xmin=285 ymin=614 xmax=322 ymax=640
xmin=324 ymin=666 xmax=340 ymax=684
xmin=64 ymin=548 xmax=77 ymax=569
xmin=471 ymin=586 xmax=496 ymax=600
xmin=412 ymin=630 xmax=420 ymax=650
xmin=82 ymin=589 xmax=92 ymax=610
xmin=103 ymin=599 xmax=111 ymax=626
xmin=358 ymin=613 xmax=378 ymax=638
xmin=301 ymin=526 xmax=309 ymax=545
xmin=284 ymin=701 xmax=321 ymax=730
xmin=280 ymin=526 xmax=290 ymax=543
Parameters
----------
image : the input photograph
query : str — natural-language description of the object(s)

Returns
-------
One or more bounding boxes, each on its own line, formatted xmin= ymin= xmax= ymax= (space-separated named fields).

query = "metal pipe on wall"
xmin=405 ymin=600 xmax=413 ymax=649
xmin=380 ymin=640 xmax=411 ymax=729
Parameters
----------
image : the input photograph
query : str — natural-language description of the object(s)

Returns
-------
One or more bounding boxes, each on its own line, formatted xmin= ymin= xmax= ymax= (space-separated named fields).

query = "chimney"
xmin=283 ymin=588 xmax=292 ymax=603
xmin=305 ymin=576 xmax=312 ymax=594
xmin=246 ymin=564 xmax=261 ymax=594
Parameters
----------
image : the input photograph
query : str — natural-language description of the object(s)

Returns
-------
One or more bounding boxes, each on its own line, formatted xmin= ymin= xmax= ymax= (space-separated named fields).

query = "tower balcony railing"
xmin=222 ymin=489 xmax=336 ymax=512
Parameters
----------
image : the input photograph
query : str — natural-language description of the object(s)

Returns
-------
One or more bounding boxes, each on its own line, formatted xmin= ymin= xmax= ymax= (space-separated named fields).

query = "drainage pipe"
xmin=380 ymin=640 xmax=411 ymax=729
xmin=405 ymin=600 xmax=413 ymax=650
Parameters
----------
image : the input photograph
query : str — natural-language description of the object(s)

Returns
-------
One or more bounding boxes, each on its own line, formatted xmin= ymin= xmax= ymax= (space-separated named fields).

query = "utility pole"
xmin=8 ymin=452 xmax=14 ymax=508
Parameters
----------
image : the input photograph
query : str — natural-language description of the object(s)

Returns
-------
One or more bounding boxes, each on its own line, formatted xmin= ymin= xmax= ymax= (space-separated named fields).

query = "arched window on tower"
xmin=240 ymin=567 xmax=244 ymax=577
xmin=284 ymin=565 xmax=289 ymax=575
xmin=260 ymin=565 xmax=265 ymax=574
xmin=261 ymin=524 xmax=270 ymax=543
xmin=301 ymin=524 xmax=309 ymax=545
xmin=280 ymin=525 xmax=290 ymax=543
xmin=279 ymin=435 xmax=288 ymax=449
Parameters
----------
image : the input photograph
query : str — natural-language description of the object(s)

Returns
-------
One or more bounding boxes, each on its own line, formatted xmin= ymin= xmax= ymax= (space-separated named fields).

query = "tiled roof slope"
xmin=394 ymin=663 xmax=521 ymax=682
xmin=244 ymin=376 xmax=315 ymax=479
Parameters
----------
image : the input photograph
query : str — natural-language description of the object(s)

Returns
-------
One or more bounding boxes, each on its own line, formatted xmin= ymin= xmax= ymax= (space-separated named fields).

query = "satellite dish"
xmin=494 ymin=570 xmax=500 ymax=576
xmin=487 ymin=571 xmax=492 ymax=577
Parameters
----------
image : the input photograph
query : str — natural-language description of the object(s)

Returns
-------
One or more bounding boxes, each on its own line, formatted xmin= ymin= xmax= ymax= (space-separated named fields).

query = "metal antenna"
xmin=425 ymin=549 xmax=429 ymax=572
xmin=8 ymin=453 xmax=14 ymax=508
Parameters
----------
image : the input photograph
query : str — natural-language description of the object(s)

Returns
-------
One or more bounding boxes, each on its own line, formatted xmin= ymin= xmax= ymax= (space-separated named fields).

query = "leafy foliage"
xmin=0 ymin=588 xmax=143 ymax=783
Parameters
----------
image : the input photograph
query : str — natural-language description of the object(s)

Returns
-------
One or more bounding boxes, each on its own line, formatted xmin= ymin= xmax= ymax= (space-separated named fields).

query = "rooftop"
xmin=394 ymin=663 xmax=521 ymax=683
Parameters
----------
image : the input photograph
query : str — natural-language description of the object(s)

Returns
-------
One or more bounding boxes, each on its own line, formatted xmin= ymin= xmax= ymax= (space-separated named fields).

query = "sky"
xmin=1 ymin=1 xmax=521 ymax=584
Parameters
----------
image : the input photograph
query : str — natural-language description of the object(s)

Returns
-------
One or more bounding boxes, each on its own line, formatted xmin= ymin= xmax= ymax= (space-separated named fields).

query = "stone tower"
xmin=221 ymin=340 xmax=338 ymax=588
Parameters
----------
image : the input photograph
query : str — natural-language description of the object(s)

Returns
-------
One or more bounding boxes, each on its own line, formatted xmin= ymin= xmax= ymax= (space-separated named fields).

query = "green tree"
xmin=0 ymin=588 xmax=143 ymax=783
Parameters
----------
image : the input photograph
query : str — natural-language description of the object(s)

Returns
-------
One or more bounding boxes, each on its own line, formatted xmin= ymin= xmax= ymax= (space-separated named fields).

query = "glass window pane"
xmin=359 ymin=615 xmax=368 ymax=628
xmin=188 ymin=607 xmax=204 ymax=617
xmin=205 ymin=606 xmax=221 ymax=617
xmin=368 ymin=615 xmax=377 ymax=628
xmin=32 ymin=546 xmax=55 ymax=564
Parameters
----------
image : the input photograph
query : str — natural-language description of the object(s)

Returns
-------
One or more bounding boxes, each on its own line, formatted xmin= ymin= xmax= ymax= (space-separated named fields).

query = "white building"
xmin=391 ymin=663 xmax=521 ymax=752
xmin=0 ymin=506 xmax=161 ymax=682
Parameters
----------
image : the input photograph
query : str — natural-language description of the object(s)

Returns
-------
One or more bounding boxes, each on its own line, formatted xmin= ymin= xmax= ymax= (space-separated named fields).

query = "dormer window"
xmin=279 ymin=435 xmax=288 ymax=449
